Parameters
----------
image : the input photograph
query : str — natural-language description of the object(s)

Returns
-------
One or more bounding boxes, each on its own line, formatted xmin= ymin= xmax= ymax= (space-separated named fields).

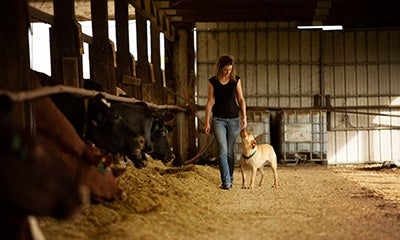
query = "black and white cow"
xmin=32 ymin=70 xmax=175 ymax=168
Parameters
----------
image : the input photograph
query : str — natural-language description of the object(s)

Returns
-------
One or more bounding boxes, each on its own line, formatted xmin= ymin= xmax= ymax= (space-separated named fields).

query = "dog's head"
xmin=240 ymin=129 xmax=257 ymax=149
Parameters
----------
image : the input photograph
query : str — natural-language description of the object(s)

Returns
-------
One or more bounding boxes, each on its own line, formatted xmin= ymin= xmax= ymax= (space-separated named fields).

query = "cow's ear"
xmin=251 ymin=140 xmax=257 ymax=149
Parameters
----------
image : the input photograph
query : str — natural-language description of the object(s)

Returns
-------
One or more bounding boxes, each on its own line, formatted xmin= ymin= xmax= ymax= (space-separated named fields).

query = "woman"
xmin=204 ymin=55 xmax=247 ymax=190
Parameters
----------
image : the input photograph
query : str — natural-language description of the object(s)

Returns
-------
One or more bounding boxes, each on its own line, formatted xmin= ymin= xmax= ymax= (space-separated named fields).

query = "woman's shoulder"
xmin=209 ymin=76 xmax=218 ymax=84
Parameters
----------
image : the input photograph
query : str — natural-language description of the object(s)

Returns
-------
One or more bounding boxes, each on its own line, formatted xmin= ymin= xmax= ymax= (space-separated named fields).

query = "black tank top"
xmin=209 ymin=76 xmax=240 ymax=118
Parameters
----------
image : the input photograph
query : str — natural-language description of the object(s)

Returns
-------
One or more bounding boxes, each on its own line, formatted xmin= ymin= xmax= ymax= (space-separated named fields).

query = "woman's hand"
xmin=241 ymin=117 xmax=247 ymax=130
xmin=204 ymin=122 xmax=211 ymax=135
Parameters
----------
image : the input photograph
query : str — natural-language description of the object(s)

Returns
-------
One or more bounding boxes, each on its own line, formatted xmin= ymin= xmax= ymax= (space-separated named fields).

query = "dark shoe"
xmin=220 ymin=183 xmax=232 ymax=190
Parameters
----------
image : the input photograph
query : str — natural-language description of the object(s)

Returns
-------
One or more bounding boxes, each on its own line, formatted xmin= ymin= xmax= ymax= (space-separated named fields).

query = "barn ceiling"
xmin=28 ymin=0 xmax=400 ymax=32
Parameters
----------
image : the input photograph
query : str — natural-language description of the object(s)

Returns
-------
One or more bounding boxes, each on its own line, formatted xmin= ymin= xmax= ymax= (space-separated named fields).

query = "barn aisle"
xmin=39 ymin=160 xmax=400 ymax=240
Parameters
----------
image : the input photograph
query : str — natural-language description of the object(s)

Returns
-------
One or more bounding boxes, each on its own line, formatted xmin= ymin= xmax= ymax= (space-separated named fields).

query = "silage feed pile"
xmin=39 ymin=158 xmax=226 ymax=240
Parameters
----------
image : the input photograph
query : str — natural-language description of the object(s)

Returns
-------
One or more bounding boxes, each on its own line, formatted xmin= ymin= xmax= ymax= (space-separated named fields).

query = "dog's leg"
xmin=257 ymin=167 xmax=266 ymax=186
xmin=241 ymin=163 xmax=247 ymax=189
xmin=250 ymin=166 xmax=257 ymax=189
xmin=270 ymin=161 xmax=278 ymax=188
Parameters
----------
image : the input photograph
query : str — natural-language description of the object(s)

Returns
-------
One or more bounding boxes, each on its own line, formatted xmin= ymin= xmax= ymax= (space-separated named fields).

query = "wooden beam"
xmin=127 ymin=0 xmax=176 ymax=41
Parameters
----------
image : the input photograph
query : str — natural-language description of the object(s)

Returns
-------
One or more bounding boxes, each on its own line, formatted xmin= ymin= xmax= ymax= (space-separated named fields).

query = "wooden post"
xmin=90 ymin=0 xmax=116 ymax=94
xmin=115 ymin=0 xmax=131 ymax=84
xmin=52 ymin=0 xmax=83 ymax=87
xmin=172 ymin=25 xmax=196 ymax=163
xmin=0 ymin=0 xmax=31 ymax=128
xmin=164 ymin=38 xmax=176 ymax=105
xmin=136 ymin=11 xmax=151 ymax=101
xmin=151 ymin=24 xmax=162 ymax=104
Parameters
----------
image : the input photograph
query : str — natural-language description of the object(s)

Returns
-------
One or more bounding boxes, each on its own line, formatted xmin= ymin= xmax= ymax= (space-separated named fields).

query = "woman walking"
xmin=204 ymin=55 xmax=247 ymax=190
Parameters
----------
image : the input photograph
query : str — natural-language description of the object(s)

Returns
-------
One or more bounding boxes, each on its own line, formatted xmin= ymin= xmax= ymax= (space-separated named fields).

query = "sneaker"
xmin=220 ymin=183 xmax=231 ymax=190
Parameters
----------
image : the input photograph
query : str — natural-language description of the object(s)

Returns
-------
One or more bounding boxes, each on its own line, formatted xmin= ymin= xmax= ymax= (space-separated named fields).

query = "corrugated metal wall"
xmin=195 ymin=21 xmax=400 ymax=164
xmin=324 ymin=30 xmax=400 ymax=164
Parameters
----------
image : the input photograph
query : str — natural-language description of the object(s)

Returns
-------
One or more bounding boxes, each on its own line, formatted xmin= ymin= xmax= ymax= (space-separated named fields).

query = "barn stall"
xmin=1 ymin=0 xmax=400 ymax=239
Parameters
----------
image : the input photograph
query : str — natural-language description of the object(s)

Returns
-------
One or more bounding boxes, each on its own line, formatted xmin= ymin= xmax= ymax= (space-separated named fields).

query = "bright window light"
xmin=297 ymin=25 xmax=343 ymax=31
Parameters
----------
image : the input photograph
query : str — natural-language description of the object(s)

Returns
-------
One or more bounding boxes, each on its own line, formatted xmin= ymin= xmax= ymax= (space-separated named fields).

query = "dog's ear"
xmin=251 ymin=140 xmax=257 ymax=149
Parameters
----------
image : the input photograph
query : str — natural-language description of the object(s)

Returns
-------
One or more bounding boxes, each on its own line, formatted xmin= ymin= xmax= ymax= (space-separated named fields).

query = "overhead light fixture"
xmin=297 ymin=25 xmax=343 ymax=31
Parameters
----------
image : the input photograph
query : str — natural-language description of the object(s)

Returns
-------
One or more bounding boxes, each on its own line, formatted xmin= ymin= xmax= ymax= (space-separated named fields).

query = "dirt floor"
xmin=39 ymin=158 xmax=400 ymax=240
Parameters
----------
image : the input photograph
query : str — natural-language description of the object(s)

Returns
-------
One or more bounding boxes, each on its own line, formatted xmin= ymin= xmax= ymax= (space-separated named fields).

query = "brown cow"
xmin=32 ymin=86 xmax=124 ymax=202
xmin=0 ymin=112 xmax=88 ymax=240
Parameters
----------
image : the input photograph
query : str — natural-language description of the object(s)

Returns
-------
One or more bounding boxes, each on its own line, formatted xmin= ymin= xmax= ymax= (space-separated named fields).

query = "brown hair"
xmin=214 ymin=55 xmax=237 ymax=82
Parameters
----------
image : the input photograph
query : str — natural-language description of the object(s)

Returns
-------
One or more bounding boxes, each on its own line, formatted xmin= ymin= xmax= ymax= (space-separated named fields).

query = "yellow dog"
xmin=239 ymin=129 xmax=278 ymax=189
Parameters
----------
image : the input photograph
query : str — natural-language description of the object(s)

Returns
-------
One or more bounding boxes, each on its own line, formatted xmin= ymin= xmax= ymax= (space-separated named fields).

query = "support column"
xmin=115 ymin=0 xmax=130 ymax=84
xmin=52 ymin=0 xmax=82 ymax=87
xmin=151 ymin=24 xmax=162 ymax=104
xmin=172 ymin=25 xmax=196 ymax=163
xmin=90 ymin=0 xmax=116 ymax=94
xmin=0 ymin=0 xmax=31 ymax=128
xmin=136 ymin=11 xmax=150 ymax=101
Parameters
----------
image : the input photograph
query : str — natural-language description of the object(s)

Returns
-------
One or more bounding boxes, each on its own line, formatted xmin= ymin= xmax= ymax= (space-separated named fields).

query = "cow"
xmin=32 ymin=70 xmax=175 ymax=168
xmin=33 ymin=95 xmax=124 ymax=202
xmin=0 ymin=96 xmax=88 ymax=240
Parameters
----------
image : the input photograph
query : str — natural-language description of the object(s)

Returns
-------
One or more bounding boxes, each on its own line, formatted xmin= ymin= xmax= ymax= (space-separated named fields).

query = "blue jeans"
xmin=212 ymin=117 xmax=241 ymax=187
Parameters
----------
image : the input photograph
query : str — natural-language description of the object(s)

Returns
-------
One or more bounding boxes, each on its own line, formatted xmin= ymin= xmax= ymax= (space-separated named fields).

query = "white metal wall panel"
xmin=195 ymin=22 xmax=400 ymax=165
xmin=196 ymin=22 xmax=320 ymax=109
xmin=325 ymin=30 xmax=400 ymax=164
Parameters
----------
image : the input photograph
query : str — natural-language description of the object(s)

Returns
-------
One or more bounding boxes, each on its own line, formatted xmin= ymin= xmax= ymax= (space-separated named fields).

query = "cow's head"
xmin=149 ymin=115 xmax=176 ymax=165
xmin=0 ymin=121 xmax=86 ymax=220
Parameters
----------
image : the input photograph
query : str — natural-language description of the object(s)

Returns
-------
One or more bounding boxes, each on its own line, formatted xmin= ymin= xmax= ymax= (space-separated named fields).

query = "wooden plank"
xmin=90 ymin=0 xmax=116 ymax=93
xmin=0 ymin=0 xmax=31 ymax=127
xmin=115 ymin=0 xmax=132 ymax=85
xmin=136 ymin=12 xmax=150 ymax=84
xmin=52 ymin=0 xmax=82 ymax=85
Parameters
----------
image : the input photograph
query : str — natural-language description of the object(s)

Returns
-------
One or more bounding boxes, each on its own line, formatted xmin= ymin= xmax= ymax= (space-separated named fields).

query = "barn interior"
xmin=1 ymin=0 xmax=400 ymax=165
xmin=1 ymin=0 xmax=400 ymax=239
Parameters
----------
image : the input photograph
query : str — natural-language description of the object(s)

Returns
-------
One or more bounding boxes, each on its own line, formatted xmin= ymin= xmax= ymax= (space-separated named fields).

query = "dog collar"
xmin=242 ymin=148 xmax=257 ymax=159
